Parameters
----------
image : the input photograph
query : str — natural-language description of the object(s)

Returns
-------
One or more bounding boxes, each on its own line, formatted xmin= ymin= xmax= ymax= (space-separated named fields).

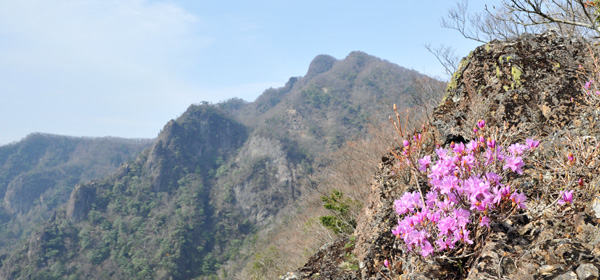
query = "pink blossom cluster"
xmin=391 ymin=124 xmax=543 ymax=258
xmin=583 ymin=79 xmax=600 ymax=95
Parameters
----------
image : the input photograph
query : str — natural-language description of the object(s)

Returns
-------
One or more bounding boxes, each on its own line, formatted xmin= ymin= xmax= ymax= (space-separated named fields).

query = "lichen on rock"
xmin=291 ymin=31 xmax=600 ymax=280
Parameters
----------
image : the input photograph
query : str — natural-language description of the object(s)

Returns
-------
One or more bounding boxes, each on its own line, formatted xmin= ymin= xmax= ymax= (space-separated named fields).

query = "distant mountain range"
xmin=0 ymin=134 xmax=153 ymax=267
xmin=0 ymin=51 xmax=445 ymax=279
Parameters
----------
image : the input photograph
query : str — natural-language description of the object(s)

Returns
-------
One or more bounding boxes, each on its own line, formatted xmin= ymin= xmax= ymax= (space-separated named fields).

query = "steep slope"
xmin=0 ymin=134 xmax=152 ymax=265
xmin=215 ymin=51 xmax=443 ymax=234
xmin=0 ymin=104 xmax=248 ymax=279
xmin=218 ymin=52 xmax=445 ymax=275
xmin=0 ymin=51 xmax=446 ymax=279
xmin=291 ymin=32 xmax=600 ymax=280
xmin=232 ymin=51 xmax=436 ymax=150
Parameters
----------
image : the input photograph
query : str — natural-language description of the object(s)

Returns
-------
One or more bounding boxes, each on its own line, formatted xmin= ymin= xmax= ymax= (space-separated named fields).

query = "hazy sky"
xmin=0 ymin=0 xmax=497 ymax=145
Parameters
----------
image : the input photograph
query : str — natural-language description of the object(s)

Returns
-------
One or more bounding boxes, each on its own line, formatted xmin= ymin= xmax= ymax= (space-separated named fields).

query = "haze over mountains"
xmin=0 ymin=51 xmax=445 ymax=279
xmin=0 ymin=135 xmax=153 ymax=268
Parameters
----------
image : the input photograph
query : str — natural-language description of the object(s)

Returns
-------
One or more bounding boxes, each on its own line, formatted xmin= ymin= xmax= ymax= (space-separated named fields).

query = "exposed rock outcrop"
xmin=306 ymin=55 xmax=337 ymax=79
xmin=293 ymin=32 xmax=600 ymax=279
xmin=230 ymin=135 xmax=298 ymax=225
xmin=66 ymin=182 xmax=97 ymax=223
xmin=434 ymin=31 xmax=599 ymax=142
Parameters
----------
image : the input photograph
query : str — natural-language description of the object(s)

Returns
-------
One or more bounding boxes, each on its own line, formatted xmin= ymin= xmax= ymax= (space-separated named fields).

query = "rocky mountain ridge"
xmin=0 ymin=51 xmax=443 ymax=279
xmin=0 ymin=134 xmax=153 ymax=266
xmin=289 ymin=32 xmax=600 ymax=280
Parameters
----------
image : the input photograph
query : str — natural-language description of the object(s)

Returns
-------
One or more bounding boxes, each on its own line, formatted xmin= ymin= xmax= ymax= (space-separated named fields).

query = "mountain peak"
xmin=305 ymin=54 xmax=337 ymax=78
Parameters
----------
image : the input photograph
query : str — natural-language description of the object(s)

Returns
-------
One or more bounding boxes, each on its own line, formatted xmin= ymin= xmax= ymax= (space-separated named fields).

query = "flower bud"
xmin=487 ymin=138 xmax=496 ymax=148
xmin=477 ymin=119 xmax=485 ymax=129
xmin=403 ymin=140 xmax=410 ymax=147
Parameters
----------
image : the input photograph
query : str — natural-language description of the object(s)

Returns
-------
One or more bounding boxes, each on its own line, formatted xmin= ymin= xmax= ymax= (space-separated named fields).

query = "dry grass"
xmin=237 ymin=74 xmax=445 ymax=279
xmin=237 ymin=112 xmax=431 ymax=279
xmin=577 ymin=45 xmax=600 ymax=104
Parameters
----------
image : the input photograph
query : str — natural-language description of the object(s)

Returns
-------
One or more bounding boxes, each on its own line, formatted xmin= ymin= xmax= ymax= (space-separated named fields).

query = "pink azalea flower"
xmin=526 ymin=138 xmax=539 ymax=150
xmin=462 ymin=154 xmax=476 ymax=169
xmin=453 ymin=142 xmax=465 ymax=154
xmin=425 ymin=191 xmax=438 ymax=208
xmin=508 ymin=143 xmax=527 ymax=155
xmin=421 ymin=241 xmax=435 ymax=257
xmin=492 ymin=185 xmax=511 ymax=205
xmin=558 ymin=190 xmax=574 ymax=205
xmin=436 ymin=147 xmax=448 ymax=158
xmin=454 ymin=208 xmax=470 ymax=228
xmin=426 ymin=209 xmax=441 ymax=224
xmin=391 ymin=136 xmax=541 ymax=258
xmin=391 ymin=224 xmax=402 ymax=236
xmin=438 ymin=216 xmax=457 ymax=236
xmin=510 ymin=191 xmax=528 ymax=209
xmin=477 ymin=119 xmax=485 ymax=129
xmin=462 ymin=229 xmax=474 ymax=244
xmin=466 ymin=140 xmax=479 ymax=153
xmin=479 ymin=216 xmax=490 ymax=227
xmin=436 ymin=238 xmax=448 ymax=251
xmin=485 ymin=172 xmax=503 ymax=187
xmin=429 ymin=161 xmax=451 ymax=180
xmin=453 ymin=228 xmax=473 ymax=245
xmin=487 ymin=138 xmax=496 ymax=149
xmin=439 ymin=176 xmax=459 ymax=195
xmin=503 ymin=156 xmax=524 ymax=174
xmin=419 ymin=155 xmax=431 ymax=172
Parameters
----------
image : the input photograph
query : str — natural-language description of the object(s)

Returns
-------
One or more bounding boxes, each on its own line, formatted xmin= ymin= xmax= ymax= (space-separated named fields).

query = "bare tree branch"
xmin=444 ymin=0 xmax=600 ymax=42
xmin=424 ymin=43 xmax=461 ymax=78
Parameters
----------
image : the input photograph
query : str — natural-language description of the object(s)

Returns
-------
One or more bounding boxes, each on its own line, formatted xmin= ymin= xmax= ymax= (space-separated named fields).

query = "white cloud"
xmin=0 ymin=0 xmax=212 ymax=79
xmin=0 ymin=0 xmax=227 ymax=144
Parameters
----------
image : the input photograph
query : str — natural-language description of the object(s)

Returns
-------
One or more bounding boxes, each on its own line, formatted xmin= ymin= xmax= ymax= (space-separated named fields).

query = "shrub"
xmin=319 ymin=190 xmax=359 ymax=235
xmin=390 ymin=123 xmax=539 ymax=258
xmin=384 ymin=112 xmax=575 ymax=276
xmin=577 ymin=46 xmax=600 ymax=104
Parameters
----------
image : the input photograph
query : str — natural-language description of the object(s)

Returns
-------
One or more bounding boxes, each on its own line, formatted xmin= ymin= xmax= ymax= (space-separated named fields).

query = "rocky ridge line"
xmin=287 ymin=32 xmax=600 ymax=280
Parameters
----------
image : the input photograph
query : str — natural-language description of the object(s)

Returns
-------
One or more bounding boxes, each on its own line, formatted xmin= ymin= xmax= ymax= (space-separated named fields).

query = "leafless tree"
xmin=445 ymin=0 xmax=600 ymax=42
xmin=431 ymin=0 xmax=600 ymax=79
xmin=424 ymin=43 xmax=462 ymax=77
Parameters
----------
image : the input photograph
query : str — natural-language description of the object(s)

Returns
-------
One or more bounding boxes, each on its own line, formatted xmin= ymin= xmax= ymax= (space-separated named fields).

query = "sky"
xmin=0 ymin=0 xmax=498 ymax=145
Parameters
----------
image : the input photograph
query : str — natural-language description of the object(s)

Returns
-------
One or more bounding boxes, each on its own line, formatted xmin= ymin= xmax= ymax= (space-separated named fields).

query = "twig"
xmin=374 ymin=263 xmax=394 ymax=280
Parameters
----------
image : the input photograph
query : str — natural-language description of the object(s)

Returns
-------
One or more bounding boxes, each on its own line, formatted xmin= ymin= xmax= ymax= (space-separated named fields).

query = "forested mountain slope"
xmin=0 ymin=134 xmax=153 ymax=268
xmin=288 ymin=32 xmax=600 ymax=280
xmin=0 ymin=51 xmax=445 ymax=279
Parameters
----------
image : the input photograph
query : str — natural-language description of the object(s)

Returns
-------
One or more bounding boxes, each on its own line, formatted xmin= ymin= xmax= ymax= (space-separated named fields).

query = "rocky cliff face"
xmin=228 ymin=135 xmax=298 ymax=225
xmin=291 ymin=32 xmax=600 ymax=280
xmin=0 ymin=51 xmax=444 ymax=279
xmin=0 ymin=134 xmax=152 ymax=215
xmin=434 ymin=31 xmax=597 ymax=142
xmin=66 ymin=183 xmax=97 ymax=223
